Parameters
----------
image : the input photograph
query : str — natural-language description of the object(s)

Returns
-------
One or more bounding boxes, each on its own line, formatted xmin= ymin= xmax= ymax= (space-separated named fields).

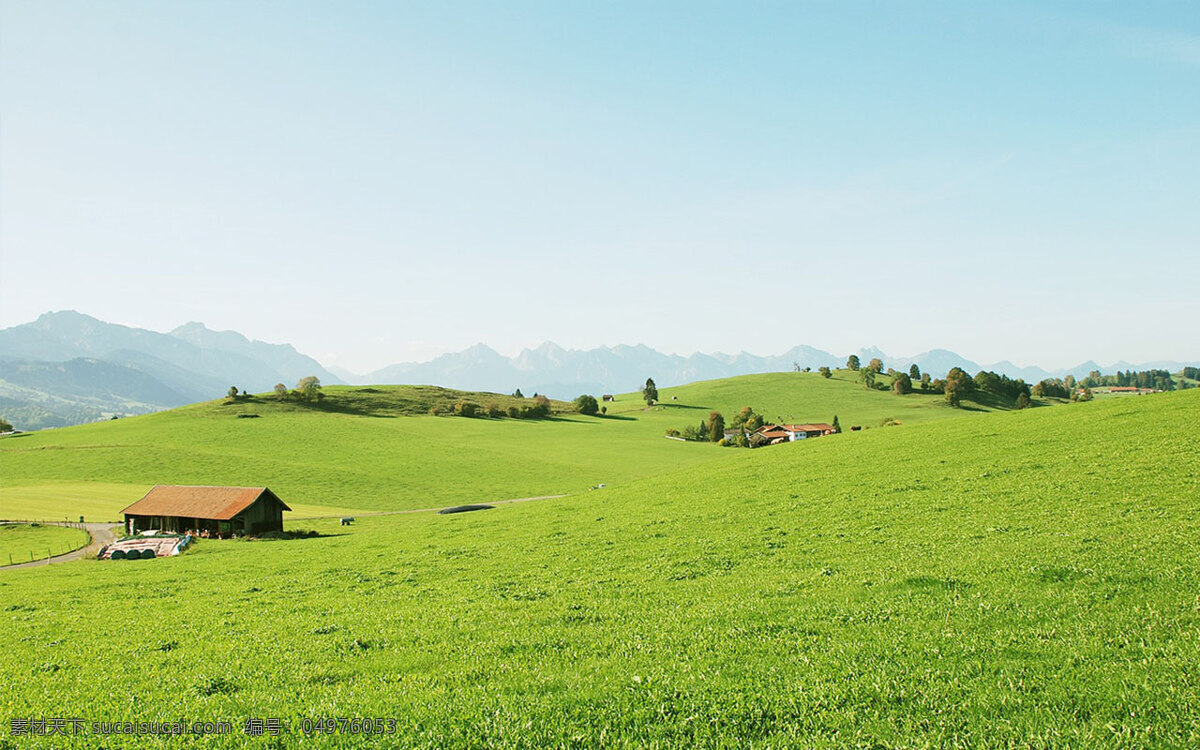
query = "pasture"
xmin=1 ymin=389 xmax=1197 ymax=747
xmin=0 ymin=523 xmax=89 ymax=566
xmin=0 ymin=373 xmax=1020 ymax=519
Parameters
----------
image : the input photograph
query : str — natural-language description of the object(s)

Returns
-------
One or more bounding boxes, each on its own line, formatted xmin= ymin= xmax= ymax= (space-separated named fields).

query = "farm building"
xmin=782 ymin=423 xmax=837 ymax=440
xmin=121 ymin=485 xmax=290 ymax=537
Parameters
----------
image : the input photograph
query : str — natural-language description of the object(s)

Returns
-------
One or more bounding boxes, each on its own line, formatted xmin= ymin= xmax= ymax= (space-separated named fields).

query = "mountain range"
xmin=1 ymin=311 xmax=1194 ymax=430
xmin=0 ymin=311 xmax=342 ymax=429
xmin=345 ymin=344 xmax=1194 ymax=399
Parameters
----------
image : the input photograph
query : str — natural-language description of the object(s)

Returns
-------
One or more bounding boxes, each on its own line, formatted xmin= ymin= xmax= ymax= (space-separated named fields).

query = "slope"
xmin=1 ymin=386 xmax=1196 ymax=747
xmin=0 ymin=373 xmax=1037 ymax=519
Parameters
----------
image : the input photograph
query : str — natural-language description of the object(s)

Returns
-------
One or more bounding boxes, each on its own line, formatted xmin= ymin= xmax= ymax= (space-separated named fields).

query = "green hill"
xmin=2 ymin=374 xmax=1040 ymax=520
xmin=1 ymin=386 xmax=1196 ymax=746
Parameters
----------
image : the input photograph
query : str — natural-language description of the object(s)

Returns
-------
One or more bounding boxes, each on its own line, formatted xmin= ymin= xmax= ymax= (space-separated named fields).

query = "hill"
xmin=0 ymin=372 xmax=1026 ymax=520
xmin=1 ymin=385 xmax=1197 ymax=746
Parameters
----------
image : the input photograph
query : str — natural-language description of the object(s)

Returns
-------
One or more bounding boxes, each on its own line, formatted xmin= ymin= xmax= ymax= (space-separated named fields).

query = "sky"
xmin=1 ymin=1 xmax=1197 ymax=373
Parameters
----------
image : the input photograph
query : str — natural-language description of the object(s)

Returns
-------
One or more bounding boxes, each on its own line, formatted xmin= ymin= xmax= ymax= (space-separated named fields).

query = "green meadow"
xmin=0 ymin=373 xmax=1018 ymax=520
xmin=1 ymin=385 xmax=1197 ymax=747
xmin=0 ymin=523 xmax=89 ymax=566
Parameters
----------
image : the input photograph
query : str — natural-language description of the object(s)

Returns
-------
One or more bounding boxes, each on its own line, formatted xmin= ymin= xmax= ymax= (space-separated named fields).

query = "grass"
xmin=0 ymin=374 xmax=1020 ymax=518
xmin=1 ymin=388 xmax=1196 ymax=747
xmin=0 ymin=523 xmax=90 ymax=565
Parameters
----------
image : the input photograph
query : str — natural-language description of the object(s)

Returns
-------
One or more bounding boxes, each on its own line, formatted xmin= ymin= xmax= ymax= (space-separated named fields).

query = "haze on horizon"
xmin=1 ymin=1 xmax=1197 ymax=374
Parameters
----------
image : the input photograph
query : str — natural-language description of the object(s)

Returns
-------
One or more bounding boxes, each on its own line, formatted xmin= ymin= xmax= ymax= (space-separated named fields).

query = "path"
xmin=0 ymin=522 xmax=119 ymax=571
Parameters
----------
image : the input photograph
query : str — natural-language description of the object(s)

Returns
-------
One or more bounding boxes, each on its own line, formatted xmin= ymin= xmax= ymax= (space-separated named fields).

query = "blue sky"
xmin=1 ymin=1 xmax=1197 ymax=372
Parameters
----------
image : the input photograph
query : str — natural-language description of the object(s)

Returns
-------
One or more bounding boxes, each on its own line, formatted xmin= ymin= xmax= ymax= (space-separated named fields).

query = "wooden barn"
xmin=121 ymin=485 xmax=291 ymax=537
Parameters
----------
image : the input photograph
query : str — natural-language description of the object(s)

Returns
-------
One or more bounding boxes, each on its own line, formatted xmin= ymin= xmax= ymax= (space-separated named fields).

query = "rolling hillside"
xmin=1 ymin=385 xmax=1197 ymax=747
xmin=1 ymin=372 xmax=1024 ymax=520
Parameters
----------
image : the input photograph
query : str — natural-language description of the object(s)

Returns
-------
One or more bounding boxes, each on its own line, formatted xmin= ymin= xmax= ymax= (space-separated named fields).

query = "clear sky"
xmin=1 ymin=1 xmax=1197 ymax=372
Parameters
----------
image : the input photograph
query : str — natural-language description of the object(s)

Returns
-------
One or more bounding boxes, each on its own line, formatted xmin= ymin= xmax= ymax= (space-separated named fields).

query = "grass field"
xmin=1 ymin=388 xmax=1196 ymax=747
xmin=0 ymin=523 xmax=90 ymax=565
xmin=0 ymin=373 xmax=1025 ymax=520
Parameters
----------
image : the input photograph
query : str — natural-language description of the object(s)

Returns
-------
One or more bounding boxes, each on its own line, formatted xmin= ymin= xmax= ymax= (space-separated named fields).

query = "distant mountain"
xmin=3 ymin=310 xmax=1193 ymax=429
xmin=0 ymin=311 xmax=343 ymax=429
xmin=362 ymin=343 xmax=1198 ymax=400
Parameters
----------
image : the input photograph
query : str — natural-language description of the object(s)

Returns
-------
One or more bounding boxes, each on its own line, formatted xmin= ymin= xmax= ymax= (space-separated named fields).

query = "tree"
xmin=273 ymin=383 xmax=288 ymax=399
xmin=0 ymin=417 xmax=12 ymax=433
xmin=943 ymin=367 xmax=971 ymax=408
xmin=860 ymin=368 xmax=876 ymax=390
xmin=227 ymin=386 xmax=239 ymax=399
xmin=513 ymin=388 xmax=524 ymax=399
xmin=574 ymin=394 xmax=599 ymax=416
xmin=846 ymin=355 xmax=860 ymax=371
xmin=909 ymin=364 xmax=921 ymax=382
xmin=643 ymin=378 xmax=658 ymax=405
xmin=532 ymin=394 xmax=552 ymax=417
xmin=831 ymin=415 xmax=841 ymax=433
xmin=868 ymin=358 xmax=883 ymax=374
xmin=1015 ymin=392 xmax=1031 ymax=409
xmin=707 ymin=411 xmax=726 ymax=443
xmin=920 ymin=372 xmax=932 ymax=390
xmin=296 ymin=376 xmax=322 ymax=402
xmin=892 ymin=373 xmax=912 ymax=394
xmin=818 ymin=366 xmax=832 ymax=378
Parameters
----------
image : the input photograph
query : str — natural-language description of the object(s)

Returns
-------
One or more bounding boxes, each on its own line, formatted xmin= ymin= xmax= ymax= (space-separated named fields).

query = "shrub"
xmin=485 ymin=403 xmax=504 ymax=418
xmin=532 ymin=395 xmax=552 ymax=417
xmin=506 ymin=406 xmax=521 ymax=418
xmin=429 ymin=405 xmax=444 ymax=416
xmin=665 ymin=428 xmax=681 ymax=437
xmin=453 ymin=400 xmax=480 ymax=417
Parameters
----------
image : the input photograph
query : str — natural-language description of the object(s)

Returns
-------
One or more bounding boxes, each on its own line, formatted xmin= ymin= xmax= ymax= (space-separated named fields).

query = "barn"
xmin=121 ymin=485 xmax=291 ymax=537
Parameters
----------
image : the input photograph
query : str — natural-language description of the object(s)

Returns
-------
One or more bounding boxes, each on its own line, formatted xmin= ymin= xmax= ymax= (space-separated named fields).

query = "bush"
xmin=506 ymin=406 xmax=521 ymax=418
xmin=429 ymin=405 xmax=444 ymax=416
xmin=532 ymin=395 xmax=552 ymax=418
xmin=665 ymin=428 xmax=681 ymax=437
xmin=574 ymin=394 xmax=599 ymax=415
xmin=453 ymin=400 xmax=480 ymax=417
xmin=485 ymin=403 xmax=504 ymax=418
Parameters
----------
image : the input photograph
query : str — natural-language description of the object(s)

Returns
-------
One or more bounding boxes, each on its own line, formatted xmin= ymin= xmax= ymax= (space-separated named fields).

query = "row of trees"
xmin=226 ymin=377 xmax=325 ymax=403
xmin=1077 ymin=369 xmax=1176 ymax=391
xmin=440 ymin=394 xmax=553 ymax=419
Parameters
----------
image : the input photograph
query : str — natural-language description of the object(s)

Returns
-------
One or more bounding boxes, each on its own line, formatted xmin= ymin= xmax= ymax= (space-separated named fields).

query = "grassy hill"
xmin=1 ymin=374 xmax=1028 ymax=520
xmin=1 ymin=374 xmax=1040 ymax=519
xmin=0 ymin=386 xmax=1196 ymax=746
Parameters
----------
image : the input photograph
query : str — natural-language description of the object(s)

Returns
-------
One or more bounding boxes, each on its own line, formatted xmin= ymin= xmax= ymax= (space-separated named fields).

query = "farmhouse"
xmin=121 ymin=485 xmax=290 ymax=537
xmin=782 ymin=423 xmax=836 ymax=440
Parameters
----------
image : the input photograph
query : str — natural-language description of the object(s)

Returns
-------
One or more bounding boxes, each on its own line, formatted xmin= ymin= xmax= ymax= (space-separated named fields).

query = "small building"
xmin=782 ymin=423 xmax=836 ymax=440
xmin=121 ymin=485 xmax=290 ymax=537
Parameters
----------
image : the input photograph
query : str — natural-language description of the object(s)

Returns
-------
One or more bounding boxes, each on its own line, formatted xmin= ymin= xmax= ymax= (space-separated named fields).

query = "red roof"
xmin=783 ymin=423 xmax=835 ymax=433
xmin=121 ymin=486 xmax=290 ymax=520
